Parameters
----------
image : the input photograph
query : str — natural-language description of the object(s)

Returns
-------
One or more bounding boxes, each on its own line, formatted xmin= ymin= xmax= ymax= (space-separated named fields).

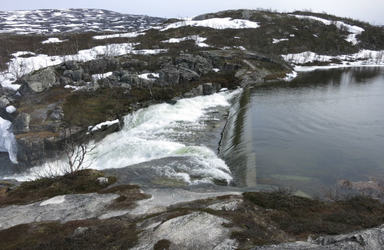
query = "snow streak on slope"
xmin=293 ymin=15 xmax=365 ymax=45
xmin=162 ymin=35 xmax=210 ymax=47
xmin=10 ymin=90 xmax=242 ymax=184
xmin=283 ymin=50 xmax=384 ymax=71
xmin=161 ymin=18 xmax=259 ymax=31
xmin=0 ymin=9 xmax=165 ymax=34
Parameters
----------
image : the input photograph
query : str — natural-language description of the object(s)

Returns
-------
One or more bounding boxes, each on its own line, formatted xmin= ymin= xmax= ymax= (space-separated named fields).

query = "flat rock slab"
xmin=0 ymin=193 xmax=119 ymax=230
xmin=129 ymin=188 xmax=241 ymax=216
xmin=134 ymin=211 xmax=238 ymax=250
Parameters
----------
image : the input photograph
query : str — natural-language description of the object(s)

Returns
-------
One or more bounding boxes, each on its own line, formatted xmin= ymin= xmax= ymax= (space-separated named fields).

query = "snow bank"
xmin=283 ymin=50 xmax=384 ymax=65
xmin=283 ymin=50 xmax=384 ymax=71
xmin=161 ymin=18 xmax=259 ymax=31
xmin=42 ymin=37 xmax=67 ymax=44
xmin=292 ymin=15 xmax=365 ymax=45
xmin=162 ymin=35 xmax=209 ymax=47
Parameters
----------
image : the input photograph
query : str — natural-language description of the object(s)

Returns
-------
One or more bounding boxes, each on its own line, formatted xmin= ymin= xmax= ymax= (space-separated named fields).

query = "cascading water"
xmin=8 ymin=90 xmax=242 ymax=185
xmin=0 ymin=117 xmax=18 ymax=164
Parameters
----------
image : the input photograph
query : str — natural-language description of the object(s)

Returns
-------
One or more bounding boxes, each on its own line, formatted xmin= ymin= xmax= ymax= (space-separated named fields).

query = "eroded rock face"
xmin=0 ymin=193 xmax=119 ymax=230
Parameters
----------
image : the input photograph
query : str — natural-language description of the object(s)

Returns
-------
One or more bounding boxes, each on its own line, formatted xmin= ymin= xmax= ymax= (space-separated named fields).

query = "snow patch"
xmin=92 ymin=72 xmax=113 ymax=81
xmin=284 ymin=71 xmax=298 ymax=81
xmin=5 ymin=105 xmax=16 ymax=113
xmin=89 ymin=119 xmax=120 ymax=132
xmin=138 ymin=73 xmax=159 ymax=81
xmin=283 ymin=50 xmax=384 ymax=66
xmin=162 ymin=35 xmax=209 ymax=47
xmin=283 ymin=50 xmax=384 ymax=71
xmin=272 ymin=38 xmax=289 ymax=44
xmin=161 ymin=18 xmax=259 ymax=31
xmin=93 ymin=32 xmax=145 ymax=40
xmin=42 ymin=37 xmax=67 ymax=44
xmin=12 ymin=51 xmax=36 ymax=57
xmin=292 ymin=15 xmax=365 ymax=45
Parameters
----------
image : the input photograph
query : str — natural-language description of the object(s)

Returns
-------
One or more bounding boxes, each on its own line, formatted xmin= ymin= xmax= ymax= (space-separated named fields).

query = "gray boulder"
xmin=22 ymin=68 xmax=57 ymax=93
xmin=175 ymin=54 xmax=213 ymax=75
xmin=13 ymin=113 xmax=30 ymax=133
xmin=0 ymin=96 xmax=10 ymax=109
xmin=159 ymin=66 xmax=180 ymax=85
xmin=179 ymin=67 xmax=200 ymax=82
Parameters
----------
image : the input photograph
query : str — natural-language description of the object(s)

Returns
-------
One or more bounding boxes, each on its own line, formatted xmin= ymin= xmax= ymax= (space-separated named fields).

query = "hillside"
xmin=1 ymin=8 xmax=384 ymax=249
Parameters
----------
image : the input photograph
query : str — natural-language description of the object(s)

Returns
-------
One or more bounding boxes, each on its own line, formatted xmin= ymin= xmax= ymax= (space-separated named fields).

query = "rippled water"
xmin=221 ymin=67 xmax=384 ymax=196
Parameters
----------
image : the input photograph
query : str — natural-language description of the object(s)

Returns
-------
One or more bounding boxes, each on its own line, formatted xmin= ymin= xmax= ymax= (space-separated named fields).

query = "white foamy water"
xmin=9 ymin=90 xmax=241 ymax=184
xmin=0 ymin=117 xmax=18 ymax=163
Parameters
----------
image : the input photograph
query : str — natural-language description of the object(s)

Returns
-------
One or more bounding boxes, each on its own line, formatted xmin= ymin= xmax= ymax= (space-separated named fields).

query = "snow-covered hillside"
xmin=0 ymin=9 xmax=165 ymax=34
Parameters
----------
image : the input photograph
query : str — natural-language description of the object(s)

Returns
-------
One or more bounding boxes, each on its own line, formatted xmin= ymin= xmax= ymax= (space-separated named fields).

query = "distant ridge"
xmin=0 ymin=8 xmax=165 ymax=34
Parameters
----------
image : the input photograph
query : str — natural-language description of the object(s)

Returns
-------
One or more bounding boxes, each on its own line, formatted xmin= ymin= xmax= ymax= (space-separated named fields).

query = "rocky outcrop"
xmin=135 ymin=212 xmax=237 ymax=250
xmin=255 ymin=226 xmax=384 ymax=250
xmin=20 ymin=67 xmax=58 ymax=93
xmin=0 ymin=193 xmax=119 ymax=230
xmin=7 ymin=49 xmax=289 ymax=168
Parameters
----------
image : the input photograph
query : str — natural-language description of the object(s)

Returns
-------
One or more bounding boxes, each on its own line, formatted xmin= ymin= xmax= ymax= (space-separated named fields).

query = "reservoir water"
xmin=221 ymin=67 xmax=384 ymax=196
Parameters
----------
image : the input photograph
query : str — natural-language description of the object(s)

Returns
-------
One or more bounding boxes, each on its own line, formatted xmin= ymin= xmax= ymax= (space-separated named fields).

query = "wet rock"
xmin=22 ymin=67 xmax=57 ymax=93
xmin=0 ymin=193 xmax=119 ymax=230
xmin=203 ymin=83 xmax=215 ymax=95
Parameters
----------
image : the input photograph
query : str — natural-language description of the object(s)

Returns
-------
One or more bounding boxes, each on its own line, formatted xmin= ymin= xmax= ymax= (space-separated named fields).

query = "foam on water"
xmin=9 ymin=90 xmax=241 ymax=184
xmin=0 ymin=117 xmax=17 ymax=163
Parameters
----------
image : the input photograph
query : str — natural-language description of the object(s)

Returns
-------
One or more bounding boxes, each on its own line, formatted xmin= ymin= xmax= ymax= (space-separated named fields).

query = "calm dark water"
xmin=221 ymin=67 xmax=384 ymax=196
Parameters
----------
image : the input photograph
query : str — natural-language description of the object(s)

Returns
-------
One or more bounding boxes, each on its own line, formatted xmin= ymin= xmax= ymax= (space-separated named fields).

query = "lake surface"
xmin=221 ymin=67 xmax=384 ymax=196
